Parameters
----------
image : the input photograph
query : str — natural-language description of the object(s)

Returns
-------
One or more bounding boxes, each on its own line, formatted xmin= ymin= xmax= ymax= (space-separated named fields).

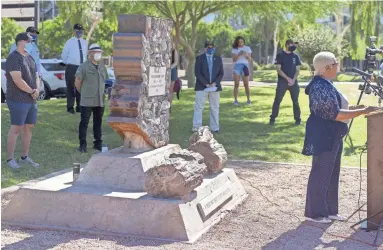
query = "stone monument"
xmin=109 ymin=14 xmax=172 ymax=151
xmin=2 ymin=15 xmax=247 ymax=243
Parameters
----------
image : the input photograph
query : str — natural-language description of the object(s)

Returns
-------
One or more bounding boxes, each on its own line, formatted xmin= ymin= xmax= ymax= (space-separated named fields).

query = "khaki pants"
xmin=192 ymin=91 xmax=220 ymax=131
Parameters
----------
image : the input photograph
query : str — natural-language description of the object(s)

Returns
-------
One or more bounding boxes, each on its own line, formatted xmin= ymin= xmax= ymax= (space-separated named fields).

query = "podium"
xmin=366 ymin=110 xmax=383 ymax=230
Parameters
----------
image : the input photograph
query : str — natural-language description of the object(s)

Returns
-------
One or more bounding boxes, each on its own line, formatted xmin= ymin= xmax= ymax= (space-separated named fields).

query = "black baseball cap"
xmin=15 ymin=32 xmax=31 ymax=44
xmin=73 ymin=24 xmax=84 ymax=30
xmin=204 ymin=41 xmax=215 ymax=48
xmin=26 ymin=26 xmax=39 ymax=34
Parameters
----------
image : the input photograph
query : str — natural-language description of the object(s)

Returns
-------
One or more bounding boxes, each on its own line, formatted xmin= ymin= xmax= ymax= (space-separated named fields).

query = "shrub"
xmin=261 ymin=64 xmax=277 ymax=70
xmin=300 ymin=63 xmax=310 ymax=70
xmin=253 ymin=62 xmax=260 ymax=71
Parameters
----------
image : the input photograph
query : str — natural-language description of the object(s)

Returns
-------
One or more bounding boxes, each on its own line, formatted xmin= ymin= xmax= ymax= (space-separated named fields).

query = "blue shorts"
xmin=7 ymin=102 xmax=38 ymax=126
xmin=171 ymin=67 xmax=178 ymax=81
xmin=233 ymin=63 xmax=250 ymax=76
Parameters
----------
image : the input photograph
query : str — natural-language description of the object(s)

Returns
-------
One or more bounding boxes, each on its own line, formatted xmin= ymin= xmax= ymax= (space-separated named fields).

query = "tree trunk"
xmin=86 ymin=16 xmax=101 ymax=43
xmin=187 ymin=57 xmax=196 ymax=88
xmin=185 ymin=20 xmax=197 ymax=88
xmin=175 ymin=18 xmax=196 ymax=88
xmin=264 ymin=40 xmax=269 ymax=64
xmin=272 ymin=21 xmax=279 ymax=64
xmin=334 ymin=12 xmax=343 ymax=70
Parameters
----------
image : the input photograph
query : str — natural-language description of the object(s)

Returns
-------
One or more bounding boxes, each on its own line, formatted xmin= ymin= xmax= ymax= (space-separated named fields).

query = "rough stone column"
xmin=109 ymin=14 xmax=174 ymax=151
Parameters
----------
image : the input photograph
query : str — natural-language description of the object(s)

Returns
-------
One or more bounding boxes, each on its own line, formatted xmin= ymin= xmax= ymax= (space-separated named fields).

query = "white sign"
xmin=148 ymin=67 xmax=167 ymax=97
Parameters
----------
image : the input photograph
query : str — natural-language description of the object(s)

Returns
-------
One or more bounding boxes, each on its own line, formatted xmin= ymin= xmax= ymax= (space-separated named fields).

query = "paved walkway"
xmin=177 ymin=69 xmax=362 ymax=87
xmin=179 ymin=80 xmax=361 ymax=88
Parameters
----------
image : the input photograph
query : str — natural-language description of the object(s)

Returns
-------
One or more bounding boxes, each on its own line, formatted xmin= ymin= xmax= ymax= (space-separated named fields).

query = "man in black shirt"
xmin=270 ymin=39 xmax=302 ymax=125
xmin=5 ymin=32 xmax=40 ymax=169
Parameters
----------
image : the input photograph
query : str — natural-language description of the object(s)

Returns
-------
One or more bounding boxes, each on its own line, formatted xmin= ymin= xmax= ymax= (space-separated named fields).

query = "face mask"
xmin=93 ymin=53 xmax=102 ymax=61
xmin=31 ymin=35 xmax=37 ymax=41
xmin=288 ymin=45 xmax=297 ymax=52
xmin=206 ymin=48 xmax=215 ymax=55
xmin=75 ymin=31 xmax=83 ymax=38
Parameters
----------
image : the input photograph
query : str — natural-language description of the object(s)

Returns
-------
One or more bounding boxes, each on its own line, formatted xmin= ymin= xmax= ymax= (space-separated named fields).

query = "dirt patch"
xmin=1 ymin=162 xmax=382 ymax=250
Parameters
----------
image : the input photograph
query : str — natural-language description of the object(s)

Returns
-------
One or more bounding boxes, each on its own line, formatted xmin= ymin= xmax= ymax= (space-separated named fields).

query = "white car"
xmin=40 ymin=59 xmax=67 ymax=99
xmin=1 ymin=59 xmax=45 ymax=103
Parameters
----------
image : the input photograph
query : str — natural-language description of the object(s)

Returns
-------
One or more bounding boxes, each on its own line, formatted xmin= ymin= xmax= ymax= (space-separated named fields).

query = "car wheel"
xmin=38 ymin=91 xmax=46 ymax=100
xmin=44 ymin=83 xmax=51 ymax=100
xmin=1 ymin=89 xmax=5 ymax=103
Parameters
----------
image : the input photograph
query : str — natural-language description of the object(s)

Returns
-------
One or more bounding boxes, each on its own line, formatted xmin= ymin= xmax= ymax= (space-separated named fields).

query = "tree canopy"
xmin=1 ymin=18 xmax=24 ymax=58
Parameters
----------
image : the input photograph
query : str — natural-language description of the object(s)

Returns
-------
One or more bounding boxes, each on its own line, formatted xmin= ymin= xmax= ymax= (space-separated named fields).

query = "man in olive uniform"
xmin=75 ymin=44 xmax=106 ymax=153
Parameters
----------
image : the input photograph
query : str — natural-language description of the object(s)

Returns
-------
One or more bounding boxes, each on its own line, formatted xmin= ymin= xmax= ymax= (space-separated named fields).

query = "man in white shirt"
xmin=61 ymin=24 xmax=88 ymax=114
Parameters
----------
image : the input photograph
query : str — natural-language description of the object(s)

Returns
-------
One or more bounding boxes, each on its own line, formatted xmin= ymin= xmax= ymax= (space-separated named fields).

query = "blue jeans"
xmin=7 ymin=101 xmax=38 ymax=125
xmin=233 ymin=63 xmax=250 ymax=76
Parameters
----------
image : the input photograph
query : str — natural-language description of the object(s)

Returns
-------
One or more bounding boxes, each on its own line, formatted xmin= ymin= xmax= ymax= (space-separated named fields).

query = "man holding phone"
xmin=270 ymin=39 xmax=302 ymax=125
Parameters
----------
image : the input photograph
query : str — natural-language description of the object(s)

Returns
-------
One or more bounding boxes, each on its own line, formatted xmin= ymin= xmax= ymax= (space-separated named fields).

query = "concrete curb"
xmin=1 ymin=159 xmax=363 ymax=197
xmin=1 ymin=167 xmax=72 ymax=196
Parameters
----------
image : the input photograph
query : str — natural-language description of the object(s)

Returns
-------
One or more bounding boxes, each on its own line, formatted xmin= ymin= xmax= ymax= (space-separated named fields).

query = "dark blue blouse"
xmin=302 ymin=76 xmax=348 ymax=156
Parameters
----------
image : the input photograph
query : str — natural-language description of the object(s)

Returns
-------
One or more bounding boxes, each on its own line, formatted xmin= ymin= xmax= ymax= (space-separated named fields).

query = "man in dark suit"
xmin=192 ymin=41 xmax=224 ymax=133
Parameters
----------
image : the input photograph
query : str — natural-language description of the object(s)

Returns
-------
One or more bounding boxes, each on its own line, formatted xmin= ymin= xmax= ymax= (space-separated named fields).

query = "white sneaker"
xmin=19 ymin=156 xmax=40 ymax=168
xmin=328 ymin=214 xmax=345 ymax=221
xmin=7 ymin=159 xmax=20 ymax=169
xmin=306 ymin=217 xmax=332 ymax=224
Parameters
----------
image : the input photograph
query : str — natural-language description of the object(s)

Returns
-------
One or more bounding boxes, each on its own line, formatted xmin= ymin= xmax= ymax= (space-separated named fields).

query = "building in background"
xmin=1 ymin=0 xmax=57 ymax=29
xmin=1 ymin=0 xmax=35 ymax=29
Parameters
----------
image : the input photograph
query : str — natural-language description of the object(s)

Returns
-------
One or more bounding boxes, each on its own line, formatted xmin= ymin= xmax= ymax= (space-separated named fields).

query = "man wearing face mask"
xmin=192 ymin=41 xmax=224 ymax=133
xmin=9 ymin=27 xmax=41 ymax=77
xmin=61 ymin=24 xmax=88 ymax=114
xmin=74 ymin=44 xmax=107 ymax=153
xmin=270 ymin=39 xmax=302 ymax=126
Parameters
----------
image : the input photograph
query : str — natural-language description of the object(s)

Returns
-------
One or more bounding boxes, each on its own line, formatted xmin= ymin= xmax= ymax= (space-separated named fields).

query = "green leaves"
xmin=350 ymin=0 xmax=383 ymax=52
xmin=1 ymin=18 xmax=24 ymax=58
xmin=292 ymin=25 xmax=349 ymax=64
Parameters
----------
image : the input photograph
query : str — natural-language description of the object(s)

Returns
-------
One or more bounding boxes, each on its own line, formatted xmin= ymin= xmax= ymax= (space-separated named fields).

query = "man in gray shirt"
xmin=5 ymin=32 xmax=40 ymax=169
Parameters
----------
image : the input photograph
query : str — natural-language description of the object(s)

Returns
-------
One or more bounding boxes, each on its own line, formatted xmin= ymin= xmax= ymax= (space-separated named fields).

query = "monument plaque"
xmin=148 ymin=67 xmax=166 ymax=97
xmin=197 ymin=181 xmax=233 ymax=218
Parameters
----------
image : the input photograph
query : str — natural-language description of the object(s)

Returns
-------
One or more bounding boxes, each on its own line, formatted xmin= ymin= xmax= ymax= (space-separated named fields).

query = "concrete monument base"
xmin=2 ymin=168 xmax=247 ymax=242
xmin=75 ymin=144 xmax=181 ymax=191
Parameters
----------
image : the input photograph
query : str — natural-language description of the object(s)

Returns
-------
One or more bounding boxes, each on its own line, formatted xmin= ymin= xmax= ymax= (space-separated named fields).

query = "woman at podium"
xmin=302 ymin=51 xmax=379 ymax=224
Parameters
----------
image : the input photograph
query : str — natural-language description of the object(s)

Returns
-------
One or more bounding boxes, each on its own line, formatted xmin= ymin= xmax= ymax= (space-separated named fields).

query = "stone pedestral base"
xmin=2 ymin=168 xmax=247 ymax=242
xmin=75 ymin=144 xmax=181 ymax=191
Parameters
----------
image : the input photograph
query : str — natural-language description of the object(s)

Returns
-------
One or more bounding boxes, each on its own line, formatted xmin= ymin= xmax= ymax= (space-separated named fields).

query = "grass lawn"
xmin=253 ymin=70 xmax=361 ymax=83
xmin=1 ymin=84 xmax=376 ymax=188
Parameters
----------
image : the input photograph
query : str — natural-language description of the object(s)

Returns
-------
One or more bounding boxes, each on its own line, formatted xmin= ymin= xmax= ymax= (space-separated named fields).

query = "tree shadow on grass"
xmin=171 ymin=94 xmax=306 ymax=162
xmin=343 ymin=135 xmax=367 ymax=157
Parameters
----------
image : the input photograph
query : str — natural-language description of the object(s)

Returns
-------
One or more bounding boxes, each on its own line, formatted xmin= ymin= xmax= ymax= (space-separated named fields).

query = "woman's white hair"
xmin=313 ymin=51 xmax=336 ymax=75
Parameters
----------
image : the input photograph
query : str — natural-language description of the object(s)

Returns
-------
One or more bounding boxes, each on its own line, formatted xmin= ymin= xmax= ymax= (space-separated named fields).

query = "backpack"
xmin=173 ymin=78 xmax=182 ymax=100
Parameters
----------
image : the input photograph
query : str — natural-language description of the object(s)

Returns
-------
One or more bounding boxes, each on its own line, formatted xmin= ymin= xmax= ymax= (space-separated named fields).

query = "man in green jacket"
xmin=75 ymin=43 xmax=107 ymax=153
